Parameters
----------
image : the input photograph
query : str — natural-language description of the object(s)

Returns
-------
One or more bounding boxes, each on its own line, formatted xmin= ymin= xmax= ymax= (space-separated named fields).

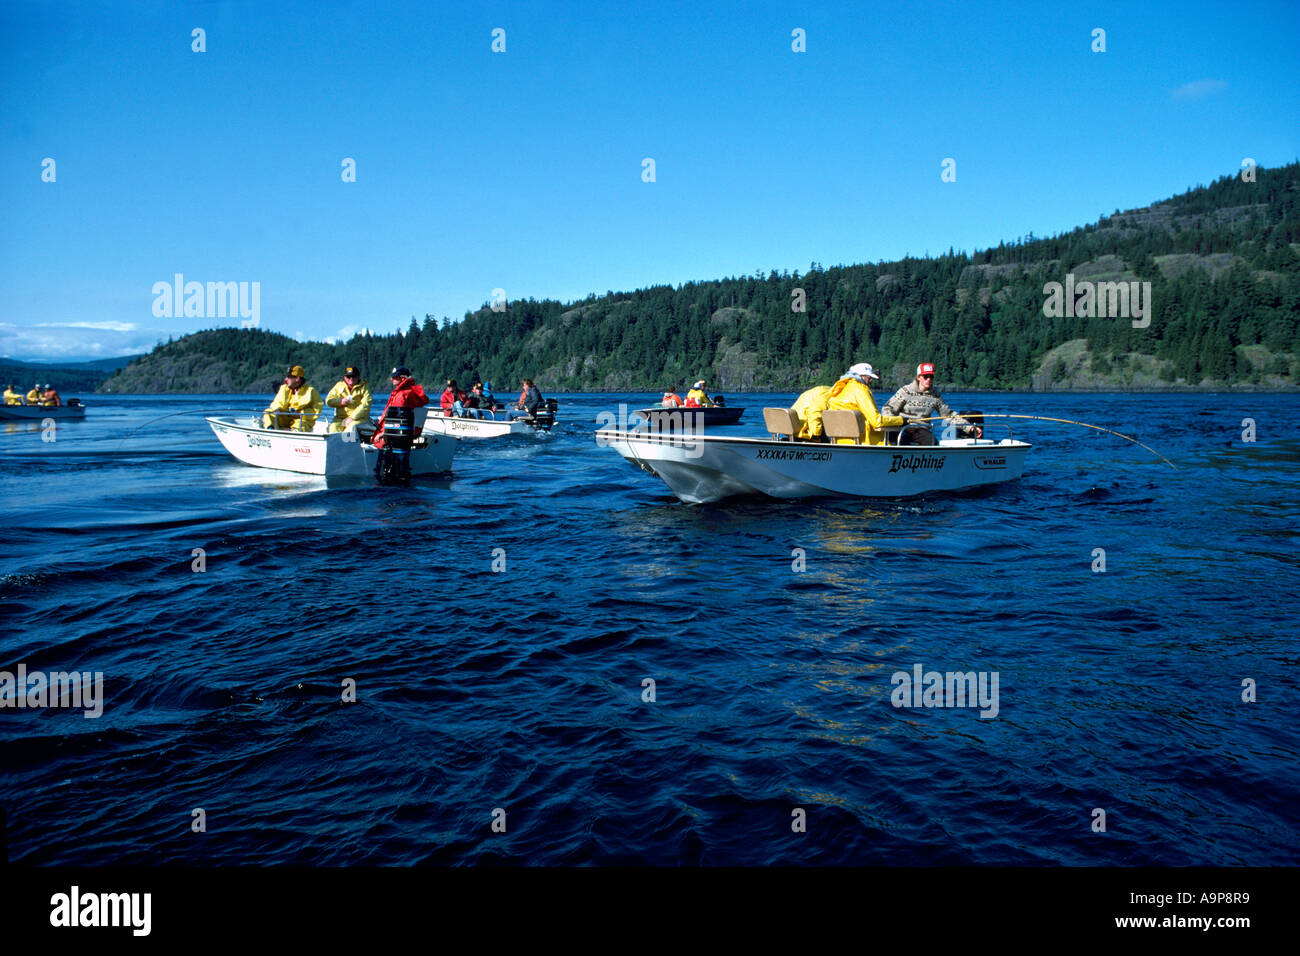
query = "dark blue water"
xmin=1 ymin=392 xmax=1297 ymax=865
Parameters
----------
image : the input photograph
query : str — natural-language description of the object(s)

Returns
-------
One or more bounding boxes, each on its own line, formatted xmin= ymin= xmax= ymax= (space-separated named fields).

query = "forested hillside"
xmin=101 ymin=163 xmax=1300 ymax=394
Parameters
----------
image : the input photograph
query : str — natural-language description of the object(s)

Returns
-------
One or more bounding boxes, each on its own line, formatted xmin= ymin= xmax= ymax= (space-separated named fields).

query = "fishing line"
xmin=910 ymin=413 xmax=1177 ymax=469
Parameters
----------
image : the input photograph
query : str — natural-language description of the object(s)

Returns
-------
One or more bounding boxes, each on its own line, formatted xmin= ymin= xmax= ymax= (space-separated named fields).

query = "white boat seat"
xmin=762 ymin=407 xmax=801 ymax=439
xmin=822 ymin=409 xmax=864 ymax=444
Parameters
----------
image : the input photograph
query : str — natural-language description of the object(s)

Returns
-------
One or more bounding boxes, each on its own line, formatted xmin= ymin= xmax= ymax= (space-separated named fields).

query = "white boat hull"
xmin=206 ymin=417 xmax=456 ymax=477
xmin=421 ymin=413 xmax=533 ymax=439
xmin=420 ymin=414 xmax=538 ymax=439
xmin=596 ymin=429 xmax=1031 ymax=504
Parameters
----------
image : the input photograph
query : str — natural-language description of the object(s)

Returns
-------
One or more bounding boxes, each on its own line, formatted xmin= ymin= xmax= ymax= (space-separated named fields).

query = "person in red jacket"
xmin=371 ymin=366 xmax=429 ymax=450
xmin=439 ymin=379 xmax=469 ymax=417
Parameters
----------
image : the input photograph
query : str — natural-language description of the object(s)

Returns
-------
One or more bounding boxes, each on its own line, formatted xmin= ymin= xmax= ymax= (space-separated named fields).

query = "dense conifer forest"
xmin=101 ymin=163 xmax=1300 ymax=394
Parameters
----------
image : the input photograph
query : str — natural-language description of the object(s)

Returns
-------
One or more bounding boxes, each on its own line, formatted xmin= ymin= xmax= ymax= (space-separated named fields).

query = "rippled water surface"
xmin=1 ymin=392 xmax=1297 ymax=865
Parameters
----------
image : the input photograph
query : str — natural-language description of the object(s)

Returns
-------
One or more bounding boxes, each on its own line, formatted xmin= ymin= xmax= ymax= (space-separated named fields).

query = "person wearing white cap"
xmin=685 ymin=379 xmax=713 ymax=407
xmin=825 ymin=362 xmax=904 ymax=446
xmin=882 ymin=362 xmax=980 ymax=441
xmin=25 ymin=383 xmax=43 ymax=405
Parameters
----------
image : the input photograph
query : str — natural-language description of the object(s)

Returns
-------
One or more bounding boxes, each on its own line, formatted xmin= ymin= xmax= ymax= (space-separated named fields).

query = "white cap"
xmin=846 ymin=362 xmax=879 ymax=381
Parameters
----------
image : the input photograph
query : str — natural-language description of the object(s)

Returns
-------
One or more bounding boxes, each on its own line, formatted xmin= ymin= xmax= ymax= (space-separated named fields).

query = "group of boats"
xmin=206 ymin=396 xmax=1032 ymax=504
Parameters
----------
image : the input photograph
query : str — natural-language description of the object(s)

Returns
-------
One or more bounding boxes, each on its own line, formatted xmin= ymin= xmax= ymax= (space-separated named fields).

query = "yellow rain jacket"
xmin=685 ymin=388 xmax=712 ymax=407
xmin=325 ymin=379 xmax=373 ymax=432
xmin=792 ymin=385 xmax=832 ymax=439
xmin=4 ymin=388 xmax=22 ymax=406
xmin=264 ymin=383 xmax=324 ymax=431
xmin=26 ymin=388 xmax=42 ymax=405
xmin=827 ymin=377 xmax=905 ymax=445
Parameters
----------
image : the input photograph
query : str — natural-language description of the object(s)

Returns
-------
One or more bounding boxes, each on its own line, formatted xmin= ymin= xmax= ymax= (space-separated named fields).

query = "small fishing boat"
xmin=420 ymin=400 xmax=559 ymax=440
xmin=634 ymin=405 xmax=743 ymax=427
xmin=206 ymin=414 xmax=455 ymax=477
xmin=596 ymin=413 xmax=1031 ymax=504
xmin=0 ymin=401 xmax=87 ymax=420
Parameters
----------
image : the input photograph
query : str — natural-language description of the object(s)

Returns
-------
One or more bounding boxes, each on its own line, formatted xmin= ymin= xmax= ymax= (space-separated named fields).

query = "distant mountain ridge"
xmin=1 ymin=355 xmax=141 ymax=393
xmin=101 ymin=163 xmax=1300 ymax=394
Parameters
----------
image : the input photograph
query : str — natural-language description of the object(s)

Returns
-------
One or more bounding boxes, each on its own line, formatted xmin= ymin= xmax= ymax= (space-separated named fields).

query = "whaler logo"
xmin=891 ymin=663 xmax=1000 ymax=719
xmin=152 ymin=272 xmax=260 ymax=328
xmin=50 ymin=886 xmax=151 ymax=936
xmin=974 ymin=456 xmax=1006 ymax=470
xmin=888 ymin=453 xmax=944 ymax=474
xmin=0 ymin=663 xmax=103 ymax=718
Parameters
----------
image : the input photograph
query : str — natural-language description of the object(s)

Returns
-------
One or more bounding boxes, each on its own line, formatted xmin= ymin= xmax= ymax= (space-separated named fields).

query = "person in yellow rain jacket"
xmin=4 ymin=384 xmax=22 ymax=405
xmin=826 ymin=362 xmax=905 ymax=445
xmin=685 ymin=380 xmax=713 ymax=407
xmin=792 ymin=385 xmax=833 ymax=440
xmin=263 ymin=365 xmax=324 ymax=431
xmin=325 ymin=365 xmax=373 ymax=433
xmin=26 ymin=384 xmax=43 ymax=405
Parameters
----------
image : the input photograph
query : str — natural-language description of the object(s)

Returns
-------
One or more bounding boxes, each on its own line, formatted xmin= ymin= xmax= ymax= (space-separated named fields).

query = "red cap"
xmin=917 ymin=363 xmax=935 ymax=377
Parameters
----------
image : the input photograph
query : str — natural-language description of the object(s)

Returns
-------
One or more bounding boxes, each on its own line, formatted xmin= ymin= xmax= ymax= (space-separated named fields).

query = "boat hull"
xmin=420 ymin=414 xmax=539 ymax=439
xmin=596 ymin=429 xmax=1031 ymax=504
xmin=206 ymin=417 xmax=455 ymax=476
xmin=635 ymin=406 xmax=744 ymax=427
xmin=0 ymin=404 xmax=86 ymax=420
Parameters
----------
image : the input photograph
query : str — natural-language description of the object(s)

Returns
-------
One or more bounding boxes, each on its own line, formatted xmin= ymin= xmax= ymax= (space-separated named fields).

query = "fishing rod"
xmin=112 ymin=406 xmax=315 ymax=450
xmin=906 ymin=413 xmax=1177 ymax=469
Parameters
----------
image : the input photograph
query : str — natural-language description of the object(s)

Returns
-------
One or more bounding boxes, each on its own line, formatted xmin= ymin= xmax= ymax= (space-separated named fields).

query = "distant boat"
xmin=634 ymin=405 xmax=743 ymax=427
xmin=421 ymin=399 xmax=559 ymax=440
xmin=206 ymin=415 xmax=455 ymax=477
xmin=0 ymin=401 xmax=86 ymax=420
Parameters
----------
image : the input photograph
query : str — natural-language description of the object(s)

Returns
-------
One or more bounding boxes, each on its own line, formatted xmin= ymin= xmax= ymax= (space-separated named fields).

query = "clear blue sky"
xmin=2 ymin=0 xmax=1297 ymax=360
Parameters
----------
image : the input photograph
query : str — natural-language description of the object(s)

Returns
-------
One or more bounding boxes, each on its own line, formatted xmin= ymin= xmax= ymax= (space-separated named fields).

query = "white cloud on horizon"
xmin=1171 ymin=79 xmax=1228 ymax=100
xmin=32 ymin=320 xmax=138 ymax=332
xmin=0 ymin=321 xmax=159 ymax=361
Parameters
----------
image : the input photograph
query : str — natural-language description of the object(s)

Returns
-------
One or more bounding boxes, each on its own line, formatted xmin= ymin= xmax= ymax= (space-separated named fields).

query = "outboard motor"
xmin=529 ymin=398 xmax=558 ymax=430
xmin=67 ymin=398 xmax=83 ymax=407
xmin=375 ymin=406 xmax=415 ymax=485
xmin=959 ymin=410 xmax=985 ymax=440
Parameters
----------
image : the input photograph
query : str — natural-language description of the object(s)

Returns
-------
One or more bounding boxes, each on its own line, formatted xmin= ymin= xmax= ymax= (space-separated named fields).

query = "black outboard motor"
xmin=375 ymin=406 xmax=415 ymax=485
xmin=529 ymin=398 xmax=558 ymax=430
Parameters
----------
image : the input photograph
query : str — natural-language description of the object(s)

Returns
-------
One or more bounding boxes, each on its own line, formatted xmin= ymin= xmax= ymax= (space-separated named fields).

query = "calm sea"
xmin=1 ymin=391 xmax=1297 ymax=865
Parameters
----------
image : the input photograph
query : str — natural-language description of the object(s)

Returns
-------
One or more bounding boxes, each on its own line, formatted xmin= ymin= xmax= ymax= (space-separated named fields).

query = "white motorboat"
xmin=595 ymin=427 xmax=1032 ymax=504
xmin=420 ymin=414 xmax=538 ymax=439
xmin=420 ymin=400 xmax=559 ymax=440
xmin=206 ymin=414 xmax=455 ymax=477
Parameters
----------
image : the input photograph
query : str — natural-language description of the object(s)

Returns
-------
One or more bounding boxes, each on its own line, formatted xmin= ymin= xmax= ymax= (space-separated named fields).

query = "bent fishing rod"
xmin=905 ymin=413 xmax=1177 ymax=469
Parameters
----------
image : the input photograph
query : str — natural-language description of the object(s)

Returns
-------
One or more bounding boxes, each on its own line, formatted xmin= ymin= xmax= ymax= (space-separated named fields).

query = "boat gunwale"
xmin=595 ymin=428 xmax=1032 ymax=452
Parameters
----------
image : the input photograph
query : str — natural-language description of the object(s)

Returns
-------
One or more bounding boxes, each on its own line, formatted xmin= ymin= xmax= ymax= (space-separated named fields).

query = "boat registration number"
xmin=755 ymin=449 xmax=831 ymax=462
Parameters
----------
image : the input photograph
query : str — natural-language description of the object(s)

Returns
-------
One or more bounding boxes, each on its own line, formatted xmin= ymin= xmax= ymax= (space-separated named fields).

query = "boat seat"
xmin=762 ymin=407 xmax=800 ymax=440
xmin=822 ymin=409 xmax=864 ymax=444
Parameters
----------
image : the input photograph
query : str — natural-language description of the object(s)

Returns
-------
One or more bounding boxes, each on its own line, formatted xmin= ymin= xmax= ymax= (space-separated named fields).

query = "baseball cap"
xmin=847 ymin=362 xmax=879 ymax=381
xmin=917 ymin=363 xmax=935 ymax=377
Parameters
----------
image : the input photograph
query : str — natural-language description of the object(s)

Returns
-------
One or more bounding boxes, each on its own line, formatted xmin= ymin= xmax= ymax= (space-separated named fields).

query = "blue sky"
xmin=2 ymin=0 xmax=1297 ymax=360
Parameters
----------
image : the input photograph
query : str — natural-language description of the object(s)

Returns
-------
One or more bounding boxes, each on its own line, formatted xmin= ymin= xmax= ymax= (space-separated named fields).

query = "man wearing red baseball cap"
xmin=882 ymin=362 xmax=981 ymax=441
